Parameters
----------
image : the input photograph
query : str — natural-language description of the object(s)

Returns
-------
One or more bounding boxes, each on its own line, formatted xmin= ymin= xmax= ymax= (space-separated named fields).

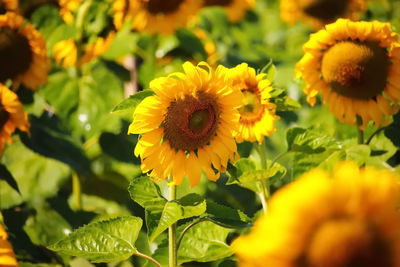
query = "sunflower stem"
xmin=356 ymin=116 xmax=364 ymax=145
xmin=72 ymin=172 xmax=82 ymax=210
xmin=168 ymin=182 xmax=177 ymax=267
xmin=256 ymin=141 xmax=269 ymax=214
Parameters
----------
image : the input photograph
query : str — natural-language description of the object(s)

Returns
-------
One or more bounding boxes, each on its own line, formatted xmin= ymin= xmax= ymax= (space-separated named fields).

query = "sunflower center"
xmin=0 ymin=27 xmax=33 ymax=83
xmin=321 ymin=41 xmax=389 ymax=100
xmin=298 ymin=0 xmax=347 ymax=21
xmin=163 ymin=91 xmax=219 ymax=151
xmin=143 ymin=0 xmax=184 ymax=14
xmin=204 ymin=0 xmax=233 ymax=7
xmin=0 ymin=106 xmax=9 ymax=130
xmin=303 ymin=219 xmax=391 ymax=267
xmin=0 ymin=3 xmax=7 ymax=14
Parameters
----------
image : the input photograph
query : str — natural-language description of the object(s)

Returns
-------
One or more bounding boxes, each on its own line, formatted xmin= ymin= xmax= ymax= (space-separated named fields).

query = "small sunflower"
xmin=80 ymin=32 xmax=115 ymax=65
xmin=130 ymin=0 xmax=202 ymax=35
xmin=128 ymin=62 xmax=243 ymax=186
xmin=113 ymin=0 xmax=132 ymax=30
xmin=229 ymin=63 xmax=278 ymax=143
xmin=0 ymin=0 xmax=18 ymax=14
xmin=52 ymin=39 xmax=78 ymax=68
xmin=281 ymin=0 xmax=367 ymax=29
xmin=0 ymin=12 xmax=49 ymax=89
xmin=0 ymin=84 xmax=29 ymax=154
xmin=59 ymin=0 xmax=80 ymax=24
xmin=0 ymin=224 xmax=18 ymax=267
xmin=203 ymin=0 xmax=255 ymax=22
xmin=296 ymin=19 xmax=400 ymax=129
xmin=232 ymin=161 xmax=400 ymax=267
xmin=193 ymin=28 xmax=219 ymax=67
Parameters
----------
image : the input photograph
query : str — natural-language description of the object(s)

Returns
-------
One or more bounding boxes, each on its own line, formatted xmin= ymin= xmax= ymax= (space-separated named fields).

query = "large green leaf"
xmin=128 ymin=176 xmax=167 ymax=213
xmin=286 ymin=127 xmax=340 ymax=153
xmin=206 ymin=201 xmax=251 ymax=228
xmin=102 ymin=29 xmax=138 ymax=60
xmin=49 ymin=216 xmax=142 ymax=263
xmin=112 ymin=90 xmax=155 ymax=114
xmin=148 ymin=193 xmax=206 ymax=242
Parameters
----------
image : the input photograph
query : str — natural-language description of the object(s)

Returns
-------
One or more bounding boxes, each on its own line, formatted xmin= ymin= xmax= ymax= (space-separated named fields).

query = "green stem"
xmin=72 ymin=172 xmax=82 ymax=210
xmin=356 ymin=116 xmax=364 ymax=145
xmin=176 ymin=218 xmax=208 ymax=251
xmin=256 ymin=141 xmax=269 ymax=214
xmin=168 ymin=183 xmax=177 ymax=267
xmin=135 ymin=251 xmax=162 ymax=267
xmin=366 ymin=127 xmax=386 ymax=145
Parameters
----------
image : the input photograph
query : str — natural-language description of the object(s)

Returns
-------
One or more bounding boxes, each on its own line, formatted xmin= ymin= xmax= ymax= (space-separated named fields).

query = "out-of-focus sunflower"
xmin=0 ymin=224 xmax=18 ymax=266
xmin=80 ymin=32 xmax=115 ymax=65
xmin=281 ymin=0 xmax=367 ymax=29
xmin=113 ymin=0 xmax=133 ymax=30
xmin=52 ymin=38 xmax=78 ymax=68
xmin=128 ymin=62 xmax=243 ymax=186
xmin=0 ymin=12 xmax=49 ymax=89
xmin=0 ymin=0 xmax=18 ymax=14
xmin=203 ymin=0 xmax=255 ymax=22
xmin=0 ymin=84 xmax=29 ymax=154
xmin=232 ymin=161 xmax=400 ymax=267
xmin=296 ymin=19 xmax=400 ymax=129
xmin=229 ymin=63 xmax=278 ymax=143
xmin=193 ymin=28 xmax=219 ymax=67
xmin=130 ymin=0 xmax=202 ymax=35
xmin=59 ymin=0 xmax=80 ymax=24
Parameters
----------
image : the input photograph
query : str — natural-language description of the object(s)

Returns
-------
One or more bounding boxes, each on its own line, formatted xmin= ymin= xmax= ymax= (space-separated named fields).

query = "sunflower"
xmin=0 ymin=12 xmax=49 ymax=89
xmin=0 ymin=224 xmax=18 ymax=267
xmin=52 ymin=39 xmax=78 ymax=68
xmin=128 ymin=62 xmax=243 ymax=186
xmin=232 ymin=161 xmax=400 ymax=267
xmin=80 ymin=32 xmax=115 ymax=65
xmin=0 ymin=0 xmax=18 ymax=14
xmin=229 ymin=63 xmax=278 ymax=143
xmin=296 ymin=19 xmax=400 ymax=129
xmin=113 ymin=0 xmax=133 ymax=30
xmin=0 ymin=84 xmax=29 ymax=154
xmin=203 ymin=0 xmax=255 ymax=22
xmin=193 ymin=28 xmax=219 ymax=67
xmin=281 ymin=0 xmax=367 ymax=29
xmin=129 ymin=0 xmax=202 ymax=35
xmin=59 ymin=0 xmax=80 ymax=24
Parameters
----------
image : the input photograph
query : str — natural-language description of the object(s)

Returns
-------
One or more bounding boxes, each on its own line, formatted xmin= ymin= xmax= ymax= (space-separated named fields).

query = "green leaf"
xmin=128 ymin=176 xmax=167 ymax=213
xmin=176 ymin=29 xmax=207 ymax=58
xmin=148 ymin=193 xmax=206 ymax=242
xmin=286 ymin=127 xmax=340 ymax=154
xmin=0 ymin=163 xmax=20 ymax=194
xmin=259 ymin=60 xmax=276 ymax=81
xmin=273 ymin=95 xmax=301 ymax=112
xmin=178 ymin=221 xmax=232 ymax=264
xmin=112 ymin=90 xmax=155 ymax=114
xmin=48 ymin=216 xmax=142 ymax=263
xmin=206 ymin=201 xmax=251 ymax=228
xmin=102 ymin=31 xmax=138 ymax=60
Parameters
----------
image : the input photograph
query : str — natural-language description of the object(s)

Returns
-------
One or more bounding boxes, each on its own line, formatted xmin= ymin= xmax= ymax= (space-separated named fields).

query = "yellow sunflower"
xmin=193 ymin=28 xmax=219 ymax=67
xmin=0 ymin=224 xmax=18 ymax=267
xmin=80 ymin=32 xmax=115 ymax=65
xmin=59 ymin=0 xmax=80 ymax=24
xmin=296 ymin=19 xmax=400 ymax=129
xmin=0 ymin=0 xmax=18 ymax=14
xmin=113 ymin=0 xmax=133 ymax=30
xmin=229 ymin=63 xmax=278 ymax=143
xmin=0 ymin=84 xmax=29 ymax=154
xmin=128 ymin=62 xmax=243 ymax=186
xmin=130 ymin=0 xmax=202 ymax=35
xmin=0 ymin=12 xmax=49 ymax=89
xmin=232 ymin=161 xmax=400 ymax=267
xmin=52 ymin=39 xmax=78 ymax=68
xmin=203 ymin=0 xmax=255 ymax=22
xmin=281 ymin=0 xmax=367 ymax=29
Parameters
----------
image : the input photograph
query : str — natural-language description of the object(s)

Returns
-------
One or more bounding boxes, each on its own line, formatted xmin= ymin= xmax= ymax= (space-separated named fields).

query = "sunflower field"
xmin=1 ymin=0 xmax=400 ymax=266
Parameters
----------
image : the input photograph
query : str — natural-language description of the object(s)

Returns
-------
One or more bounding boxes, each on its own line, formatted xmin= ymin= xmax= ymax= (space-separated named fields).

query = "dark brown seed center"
xmin=0 ymin=3 xmax=7 ymax=14
xmin=204 ymin=0 xmax=233 ymax=7
xmin=0 ymin=27 xmax=33 ymax=83
xmin=143 ymin=0 xmax=184 ymax=14
xmin=299 ymin=0 xmax=347 ymax=21
xmin=163 ymin=91 xmax=219 ymax=151
xmin=321 ymin=41 xmax=389 ymax=100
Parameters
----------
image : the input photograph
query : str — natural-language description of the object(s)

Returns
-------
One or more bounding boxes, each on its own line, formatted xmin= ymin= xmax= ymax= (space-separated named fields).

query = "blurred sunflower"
xmin=193 ymin=28 xmax=219 ymax=67
xmin=296 ymin=19 xmax=400 ymax=128
xmin=0 ymin=0 xmax=18 ymax=14
xmin=0 ymin=12 xmax=49 ymax=89
xmin=229 ymin=63 xmax=278 ymax=143
xmin=0 ymin=224 xmax=18 ymax=266
xmin=52 ymin=39 xmax=78 ymax=68
xmin=128 ymin=62 xmax=243 ymax=186
xmin=281 ymin=0 xmax=366 ymax=29
xmin=113 ymin=0 xmax=132 ymax=30
xmin=203 ymin=0 xmax=255 ymax=22
xmin=232 ymin=161 xmax=400 ymax=267
xmin=59 ymin=0 xmax=80 ymax=24
xmin=0 ymin=84 xmax=29 ymax=154
xmin=130 ymin=0 xmax=202 ymax=34
xmin=80 ymin=32 xmax=115 ymax=65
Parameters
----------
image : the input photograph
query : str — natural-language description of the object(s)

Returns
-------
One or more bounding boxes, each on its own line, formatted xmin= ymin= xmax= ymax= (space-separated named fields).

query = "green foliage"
xmin=286 ymin=127 xmax=340 ymax=154
xmin=48 ymin=216 xmax=142 ymax=263
xmin=112 ymin=90 xmax=155 ymax=114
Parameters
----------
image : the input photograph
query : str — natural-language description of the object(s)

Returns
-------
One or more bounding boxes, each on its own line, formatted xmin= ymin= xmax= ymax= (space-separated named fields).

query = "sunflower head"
xmin=128 ymin=62 xmax=243 ymax=186
xmin=203 ymin=0 xmax=255 ymax=22
xmin=0 ymin=84 xmax=29 ymax=154
xmin=232 ymin=161 xmax=400 ymax=267
xmin=296 ymin=19 xmax=400 ymax=128
xmin=0 ymin=12 xmax=49 ymax=89
xmin=281 ymin=0 xmax=367 ymax=29
xmin=229 ymin=63 xmax=278 ymax=143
